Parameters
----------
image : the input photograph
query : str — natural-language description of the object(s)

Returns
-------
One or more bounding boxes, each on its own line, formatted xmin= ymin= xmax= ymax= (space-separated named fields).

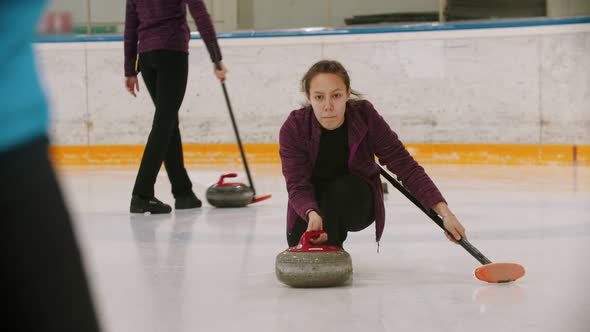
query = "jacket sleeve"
xmin=186 ymin=0 xmax=222 ymax=62
xmin=365 ymin=101 xmax=446 ymax=210
xmin=124 ymin=0 xmax=139 ymax=77
xmin=279 ymin=114 xmax=319 ymax=222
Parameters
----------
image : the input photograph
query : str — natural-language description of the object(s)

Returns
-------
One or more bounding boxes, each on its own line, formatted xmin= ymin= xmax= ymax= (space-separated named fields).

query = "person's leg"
xmin=163 ymin=122 xmax=193 ymax=198
xmin=163 ymin=120 xmax=201 ymax=209
xmin=139 ymin=52 xmax=158 ymax=104
xmin=131 ymin=51 xmax=159 ymax=200
xmin=317 ymin=175 xmax=374 ymax=247
xmin=287 ymin=217 xmax=308 ymax=247
xmin=0 ymin=136 xmax=101 ymax=332
xmin=131 ymin=50 xmax=189 ymax=213
xmin=155 ymin=52 xmax=200 ymax=209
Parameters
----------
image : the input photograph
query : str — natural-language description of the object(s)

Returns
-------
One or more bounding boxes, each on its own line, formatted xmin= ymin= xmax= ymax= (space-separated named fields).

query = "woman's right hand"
xmin=125 ymin=76 xmax=140 ymax=97
xmin=213 ymin=61 xmax=227 ymax=82
xmin=306 ymin=210 xmax=328 ymax=244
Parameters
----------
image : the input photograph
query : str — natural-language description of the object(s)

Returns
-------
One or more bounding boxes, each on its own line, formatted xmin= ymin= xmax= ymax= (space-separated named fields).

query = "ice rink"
xmin=56 ymin=164 xmax=590 ymax=332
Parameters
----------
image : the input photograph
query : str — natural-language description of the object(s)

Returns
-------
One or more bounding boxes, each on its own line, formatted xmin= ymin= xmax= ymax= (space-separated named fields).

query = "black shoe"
xmin=130 ymin=195 xmax=172 ymax=214
xmin=175 ymin=192 xmax=202 ymax=209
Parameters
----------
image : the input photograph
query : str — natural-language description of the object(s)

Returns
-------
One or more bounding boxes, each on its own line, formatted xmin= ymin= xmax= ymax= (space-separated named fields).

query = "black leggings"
xmin=287 ymin=175 xmax=374 ymax=247
xmin=0 ymin=136 xmax=101 ymax=332
xmin=132 ymin=49 xmax=193 ymax=199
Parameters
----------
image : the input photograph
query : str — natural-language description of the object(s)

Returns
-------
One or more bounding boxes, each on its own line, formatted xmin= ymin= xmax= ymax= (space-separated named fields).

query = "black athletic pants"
xmin=132 ymin=49 xmax=193 ymax=199
xmin=287 ymin=175 xmax=374 ymax=247
xmin=0 ymin=136 xmax=101 ymax=332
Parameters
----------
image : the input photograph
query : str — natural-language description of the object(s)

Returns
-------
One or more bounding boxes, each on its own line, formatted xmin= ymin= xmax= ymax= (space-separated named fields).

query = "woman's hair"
xmin=300 ymin=60 xmax=362 ymax=99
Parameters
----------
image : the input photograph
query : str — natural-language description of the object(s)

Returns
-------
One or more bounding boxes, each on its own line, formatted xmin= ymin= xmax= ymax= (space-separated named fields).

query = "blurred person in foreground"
xmin=0 ymin=1 xmax=101 ymax=331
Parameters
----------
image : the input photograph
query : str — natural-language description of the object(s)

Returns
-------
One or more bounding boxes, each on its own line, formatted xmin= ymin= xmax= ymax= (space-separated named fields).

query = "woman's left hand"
xmin=441 ymin=214 xmax=466 ymax=244
xmin=432 ymin=202 xmax=467 ymax=244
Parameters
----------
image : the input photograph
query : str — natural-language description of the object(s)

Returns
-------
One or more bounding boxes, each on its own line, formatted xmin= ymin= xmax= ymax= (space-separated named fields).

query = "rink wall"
xmin=35 ymin=18 xmax=590 ymax=166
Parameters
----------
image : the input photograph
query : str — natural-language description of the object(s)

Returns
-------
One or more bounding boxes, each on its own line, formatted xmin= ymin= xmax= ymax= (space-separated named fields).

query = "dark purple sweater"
xmin=124 ymin=0 xmax=222 ymax=77
xmin=279 ymin=100 xmax=446 ymax=242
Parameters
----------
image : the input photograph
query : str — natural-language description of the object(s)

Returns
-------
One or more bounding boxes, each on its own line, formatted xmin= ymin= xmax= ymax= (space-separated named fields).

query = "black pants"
xmin=0 ymin=136 xmax=101 ymax=332
xmin=132 ymin=49 xmax=193 ymax=199
xmin=287 ymin=175 xmax=374 ymax=247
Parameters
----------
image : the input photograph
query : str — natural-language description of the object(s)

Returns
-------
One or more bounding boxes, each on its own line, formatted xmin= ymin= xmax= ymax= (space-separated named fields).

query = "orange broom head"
xmin=475 ymin=263 xmax=525 ymax=283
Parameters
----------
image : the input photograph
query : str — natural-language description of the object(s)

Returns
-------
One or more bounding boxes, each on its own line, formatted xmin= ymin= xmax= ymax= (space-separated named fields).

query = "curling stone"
xmin=275 ymin=231 xmax=353 ymax=288
xmin=206 ymin=173 xmax=254 ymax=208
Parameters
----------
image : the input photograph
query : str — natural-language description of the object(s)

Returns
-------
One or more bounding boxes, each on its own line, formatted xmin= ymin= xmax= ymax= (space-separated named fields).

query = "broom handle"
xmin=377 ymin=163 xmax=491 ymax=265
xmin=211 ymin=47 xmax=256 ymax=196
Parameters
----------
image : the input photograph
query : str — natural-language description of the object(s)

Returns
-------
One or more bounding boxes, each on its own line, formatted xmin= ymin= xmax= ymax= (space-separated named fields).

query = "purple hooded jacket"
xmin=124 ymin=0 xmax=221 ymax=77
xmin=279 ymin=100 xmax=446 ymax=242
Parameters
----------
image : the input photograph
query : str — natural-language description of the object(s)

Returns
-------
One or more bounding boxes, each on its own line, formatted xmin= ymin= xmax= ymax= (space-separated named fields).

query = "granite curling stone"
xmin=275 ymin=231 xmax=353 ymax=288
xmin=206 ymin=173 xmax=254 ymax=208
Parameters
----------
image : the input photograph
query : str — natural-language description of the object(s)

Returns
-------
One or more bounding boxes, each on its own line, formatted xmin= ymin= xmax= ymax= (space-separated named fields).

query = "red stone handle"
xmin=297 ymin=230 xmax=326 ymax=250
xmin=217 ymin=173 xmax=237 ymax=185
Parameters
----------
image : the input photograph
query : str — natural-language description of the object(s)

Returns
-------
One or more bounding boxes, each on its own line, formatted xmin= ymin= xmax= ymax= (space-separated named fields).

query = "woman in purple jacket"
xmin=279 ymin=60 xmax=466 ymax=247
xmin=124 ymin=0 xmax=226 ymax=213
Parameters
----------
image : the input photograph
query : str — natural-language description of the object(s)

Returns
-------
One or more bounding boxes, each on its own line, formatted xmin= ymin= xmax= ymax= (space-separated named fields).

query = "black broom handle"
xmin=377 ymin=163 xmax=491 ymax=265
xmin=211 ymin=46 xmax=256 ymax=196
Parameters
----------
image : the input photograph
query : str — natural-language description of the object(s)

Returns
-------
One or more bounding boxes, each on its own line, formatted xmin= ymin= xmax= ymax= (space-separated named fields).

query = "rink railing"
xmin=36 ymin=16 xmax=590 ymax=167
xmin=35 ymin=16 xmax=590 ymax=43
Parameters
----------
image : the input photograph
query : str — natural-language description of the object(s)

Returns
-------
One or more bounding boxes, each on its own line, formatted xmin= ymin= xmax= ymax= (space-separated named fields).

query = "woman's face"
xmin=308 ymin=73 xmax=350 ymax=130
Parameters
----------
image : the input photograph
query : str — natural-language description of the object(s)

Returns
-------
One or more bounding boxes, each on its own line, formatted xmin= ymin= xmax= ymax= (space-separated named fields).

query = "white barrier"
xmin=35 ymin=23 xmax=590 ymax=146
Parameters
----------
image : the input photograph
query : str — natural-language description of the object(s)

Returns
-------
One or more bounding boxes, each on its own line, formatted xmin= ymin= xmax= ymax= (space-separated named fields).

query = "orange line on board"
xmin=48 ymin=143 xmax=589 ymax=166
